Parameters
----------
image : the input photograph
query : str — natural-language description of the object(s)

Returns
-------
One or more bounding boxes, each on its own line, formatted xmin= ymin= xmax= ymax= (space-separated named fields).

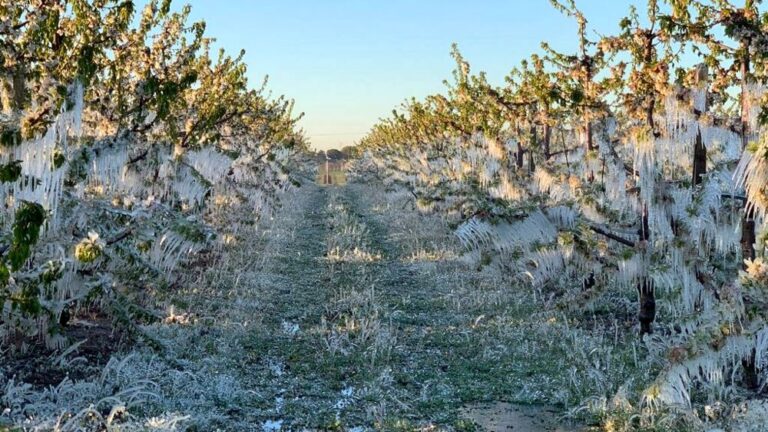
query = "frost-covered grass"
xmin=1 ymin=185 xmax=319 ymax=430
xmin=3 ymin=180 xmax=706 ymax=430
xmin=352 ymin=184 xmax=649 ymax=410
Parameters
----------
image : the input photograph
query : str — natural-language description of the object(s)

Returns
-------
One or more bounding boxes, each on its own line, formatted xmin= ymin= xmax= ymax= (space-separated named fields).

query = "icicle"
xmin=662 ymin=93 xmax=697 ymax=146
xmin=455 ymin=210 xmax=557 ymax=254
xmin=652 ymin=364 xmax=693 ymax=410
xmin=185 ymin=148 xmax=234 ymax=184
xmin=746 ymin=83 xmax=767 ymax=137
xmin=524 ymin=248 xmax=566 ymax=286
xmin=533 ymin=168 xmax=572 ymax=201
xmin=479 ymin=158 xmax=500 ymax=187
xmin=735 ymin=141 xmax=768 ymax=224
xmin=715 ymin=217 xmax=741 ymax=255
xmin=488 ymin=172 xmax=525 ymax=201
xmin=701 ymin=125 xmax=742 ymax=163
xmin=487 ymin=137 xmax=506 ymax=161
xmin=634 ymin=137 xmax=656 ymax=206
xmin=617 ymin=253 xmax=644 ymax=290
xmin=604 ymin=161 xmax=628 ymax=213
xmin=3 ymin=81 xmax=84 ymax=233
xmin=692 ymin=88 xmax=707 ymax=115
xmin=755 ymin=326 xmax=768 ymax=372
xmin=87 ymin=146 xmax=129 ymax=195
xmin=546 ymin=205 xmax=578 ymax=229
xmin=148 ymin=231 xmax=204 ymax=274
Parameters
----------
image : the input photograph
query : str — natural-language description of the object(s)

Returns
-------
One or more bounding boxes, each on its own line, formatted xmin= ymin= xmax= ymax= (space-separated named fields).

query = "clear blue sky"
xmin=164 ymin=1 xmax=645 ymax=150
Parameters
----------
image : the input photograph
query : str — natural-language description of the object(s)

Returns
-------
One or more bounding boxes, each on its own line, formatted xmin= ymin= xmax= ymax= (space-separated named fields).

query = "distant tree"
xmin=340 ymin=145 xmax=358 ymax=158
xmin=326 ymin=149 xmax=345 ymax=160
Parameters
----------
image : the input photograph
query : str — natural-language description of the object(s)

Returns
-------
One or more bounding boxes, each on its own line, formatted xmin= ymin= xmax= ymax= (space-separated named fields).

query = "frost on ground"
xmin=1 ymin=179 xmax=712 ymax=430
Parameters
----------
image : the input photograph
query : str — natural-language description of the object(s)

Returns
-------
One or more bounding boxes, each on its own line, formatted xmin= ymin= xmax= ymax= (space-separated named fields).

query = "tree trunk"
xmin=582 ymin=55 xmax=594 ymax=152
xmin=529 ymin=124 xmax=537 ymax=173
xmin=645 ymin=99 xmax=657 ymax=137
xmin=11 ymin=67 xmax=26 ymax=111
xmin=543 ymin=123 xmax=552 ymax=160
xmin=636 ymin=204 xmax=654 ymax=335
xmin=741 ymin=40 xmax=752 ymax=149
xmin=638 ymin=277 xmax=656 ymax=335
xmin=643 ymin=35 xmax=658 ymax=138
xmin=638 ymin=204 xmax=650 ymax=242
xmin=528 ymin=148 xmax=535 ymax=173
xmin=692 ymin=128 xmax=706 ymax=186
xmin=585 ymin=120 xmax=593 ymax=152
xmin=741 ymin=213 xmax=756 ymax=263
xmin=742 ymin=351 xmax=760 ymax=390
xmin=738 ymin=17 xmax=759 ymax=382
xmin=740 ymin=40 xmax=755 ymax=266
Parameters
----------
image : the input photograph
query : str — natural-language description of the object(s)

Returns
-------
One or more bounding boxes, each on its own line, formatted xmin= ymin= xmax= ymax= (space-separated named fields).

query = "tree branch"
xmin=107 ymin=228 xmax=133 ymax=246
xmin=588 ymin=224 xmax=636 ymax=247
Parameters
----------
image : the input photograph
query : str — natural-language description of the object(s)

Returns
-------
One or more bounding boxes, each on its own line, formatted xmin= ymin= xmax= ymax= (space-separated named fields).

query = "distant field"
xmin=316 ymin=160 xmax=347 ymax=185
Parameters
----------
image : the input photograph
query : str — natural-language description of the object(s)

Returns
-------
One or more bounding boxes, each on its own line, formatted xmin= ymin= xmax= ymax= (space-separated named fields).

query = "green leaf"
xmin=0 ymin=161 xmax=22 ymax=183
xmin=7 ymin=202 xmax=47 ymax=271
xmin=1 ymin=129 xmax=22 ymax=147
xmin=0 ymin=263 xmax=9 ymax=287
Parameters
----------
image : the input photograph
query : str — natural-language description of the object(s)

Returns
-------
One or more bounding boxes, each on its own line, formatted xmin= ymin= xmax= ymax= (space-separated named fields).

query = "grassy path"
xmin=159 ymin=181 xmax=591 ymax=430
xmin=225 ymin=182 xmax=589 ymax=430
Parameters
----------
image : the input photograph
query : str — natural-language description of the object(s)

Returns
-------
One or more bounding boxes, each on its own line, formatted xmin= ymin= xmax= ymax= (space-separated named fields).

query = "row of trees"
xmin=0 ymin=0 xmax=306 ymax=350
xmin=359 ymin=0 xmax=768 ymax=428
